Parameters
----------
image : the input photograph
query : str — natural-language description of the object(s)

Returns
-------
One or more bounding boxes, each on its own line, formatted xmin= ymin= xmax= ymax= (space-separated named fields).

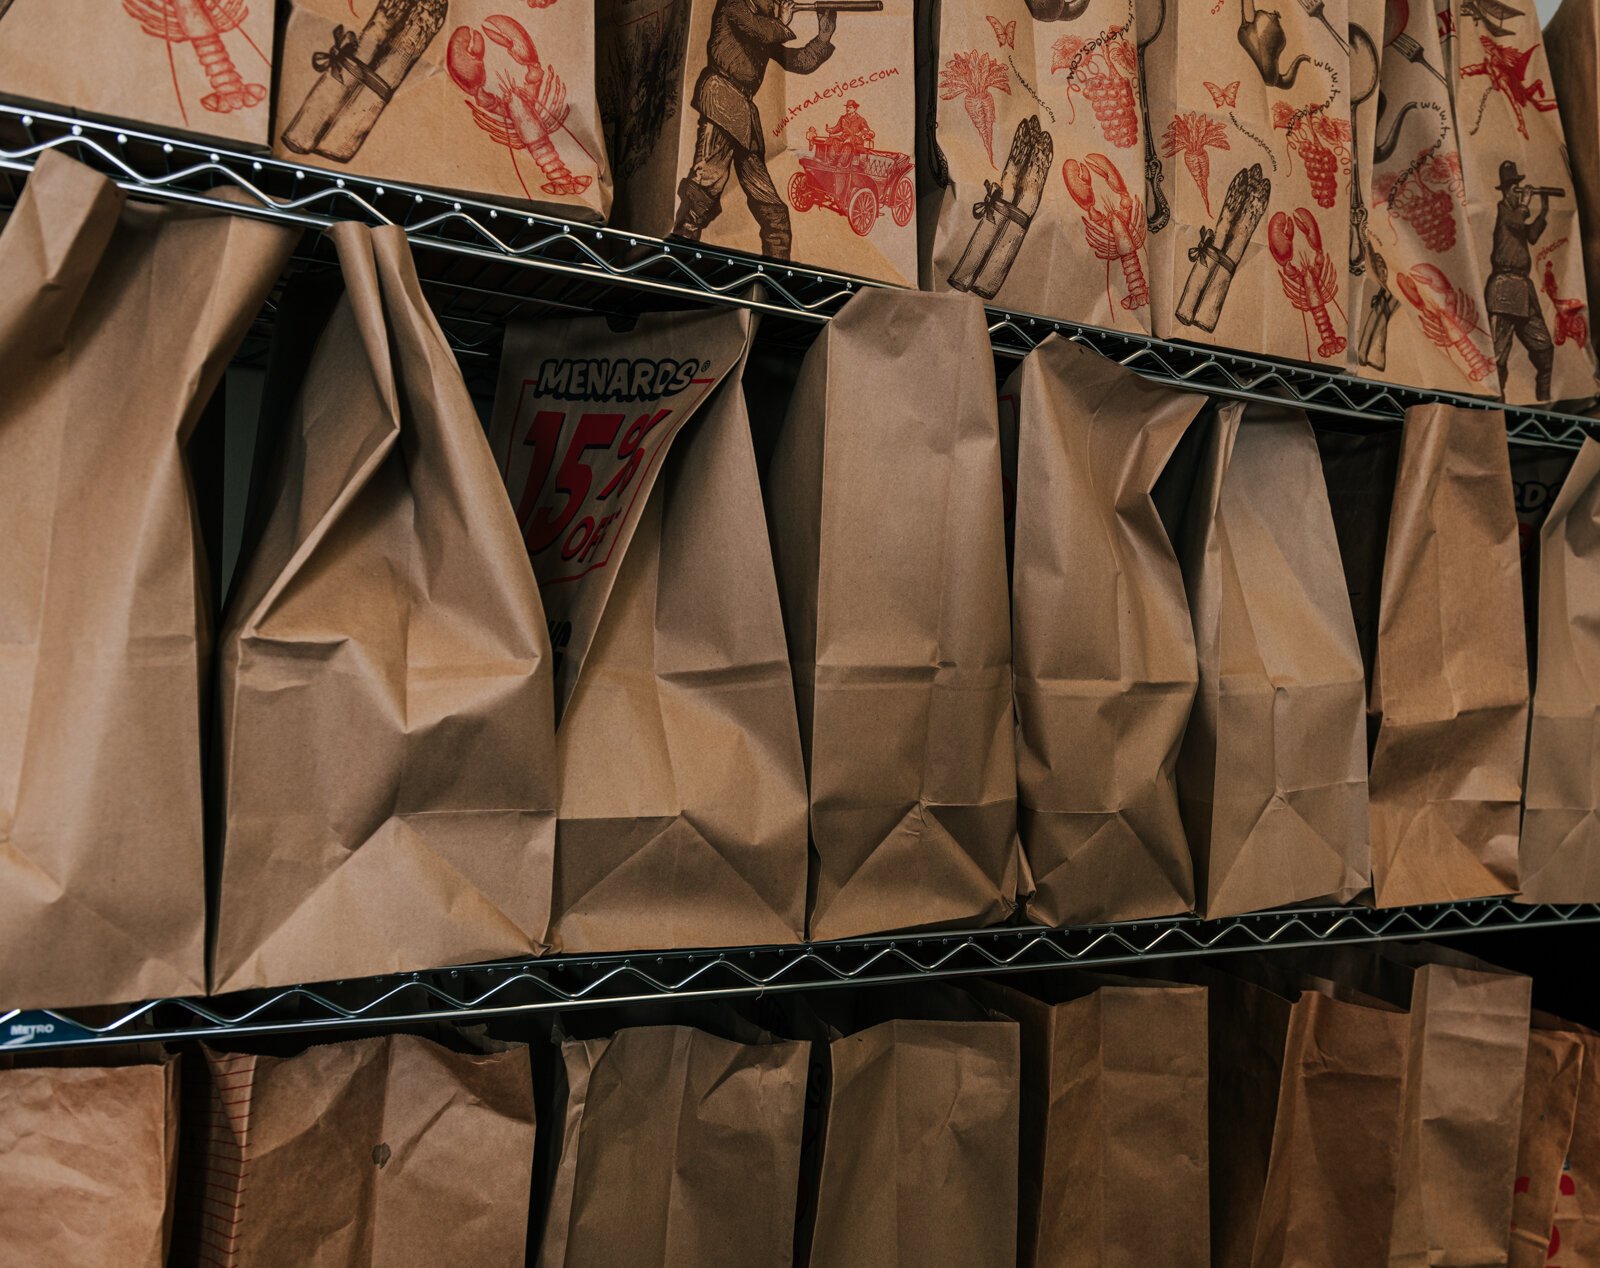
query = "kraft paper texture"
xmin=1508 ymin=1028 xmax=1584 ymax=1268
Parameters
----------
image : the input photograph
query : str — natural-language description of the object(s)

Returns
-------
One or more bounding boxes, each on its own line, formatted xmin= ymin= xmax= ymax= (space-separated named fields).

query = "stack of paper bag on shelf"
xmin=1535 ymin=1013 xmax=1600 ymax=1261
xmin=214 ymin=221 xmax=557 ymax=993
xmin=275 ymin=0 xmax=610 ymax=221
xmin=490 ymin=308 xmax=808 ymax=953
xmin=0 ymin=152 xmax=293 ymax=1011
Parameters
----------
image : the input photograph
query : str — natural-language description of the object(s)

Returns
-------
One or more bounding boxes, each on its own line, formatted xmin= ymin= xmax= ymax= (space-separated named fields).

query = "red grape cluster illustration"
xmin=1271 ymin=103 xmax=1352 ymax=210
xmin=1051 ymin=26 xmax=1139 ymax=149
xmin=1373 ymin=148 xmax=1466 ymax=253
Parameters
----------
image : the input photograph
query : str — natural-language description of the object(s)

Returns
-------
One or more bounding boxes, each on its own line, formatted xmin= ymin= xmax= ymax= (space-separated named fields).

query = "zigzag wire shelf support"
xmin=4 ymin=900 xmax=1596 ymax=1051
xmin=1 ymin=104 xmax=1597 ymax=448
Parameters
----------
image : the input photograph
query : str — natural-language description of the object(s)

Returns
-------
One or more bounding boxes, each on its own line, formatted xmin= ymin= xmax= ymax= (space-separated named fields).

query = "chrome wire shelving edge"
xmin=2 ymin=104 xmax=1597 ymax=449
xmin=4 ymin=899 xmax=1594 ymax=1050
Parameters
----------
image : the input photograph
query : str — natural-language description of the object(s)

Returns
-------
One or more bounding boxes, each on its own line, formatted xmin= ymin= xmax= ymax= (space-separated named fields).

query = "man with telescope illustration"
xmin=672 ymin=0 xmax=880 ymax=258
xmin=1485 ymin=158 xmax=1566 ymax=399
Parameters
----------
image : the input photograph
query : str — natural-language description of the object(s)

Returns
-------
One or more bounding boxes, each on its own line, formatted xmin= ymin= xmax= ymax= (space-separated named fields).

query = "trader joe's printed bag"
xmin=1138 ymin=0 xmax=1353 ymax=367
xmin=917 ymin=0 xmax=1153 ymax=332
xmin=597 ymin=0 xmax=916 ymax=285
xmin=1441 ymin=0 xmax=1597 ymax=405
xmin=275 ymin=0 xmax=610 ymax=221
xmin=490 ymin=309 xmax=809 ymax=952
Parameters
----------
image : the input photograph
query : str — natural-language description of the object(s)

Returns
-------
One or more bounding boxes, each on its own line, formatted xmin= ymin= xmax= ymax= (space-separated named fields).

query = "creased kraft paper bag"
xmin=1535 ymin=1015 xmax=1600 ymax=1264
xmin=969 ymin=973 xmax=1208 ymax=1268
xmin=598 ymin=0 xmax=916 ymax=283
xmin=1443 ymin=0 xmax=1596 ymax=405
xmin=539 ymin=1023 xmax=807 ymax=1268
xmin=214 ymin=221 xmax=557 ymax=993
xmin=1520 ymin=438 xmax=1600 ymax=903
xmin=1004 ymin=337 xmax=1201 ymax=926
xmin=0 ymin=152 xmax=292 ymax=1010
xmin=0 ymin=1054 xmax=180 ymax=1267
xmin=275 ymin=0 xmax=610 ymax=220
xmin=490 ymin=308 xmax=807 ymax=952
xmin=1172 ymin=401 xmax=1370 ymax=918
xmin=1544 ymin=0 xmax=1600 ymax=360
xmin=1509 ymin=1028 xmax=1584 ymax=1268
xmin=917 ymin=0 xmax=1152 ymax=332
xmin=1368 ymin=404 xmax=1527 ymax=907
xmin=766 ymin=286 xmax=1020 ymax=940
xmin=175 ymin=1033 xmax=535 ymax=1268
xmin=0 ymin=0 xmax=273 ymax=146
xmin=1138 ymin=0 xmax=1352 ymax=366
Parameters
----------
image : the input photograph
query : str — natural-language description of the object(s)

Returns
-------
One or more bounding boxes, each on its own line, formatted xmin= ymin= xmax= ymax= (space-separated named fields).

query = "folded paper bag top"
xmin=0 ymin=150 xmax=295 ymax=1010
xmin=213 ymin=220 xmax=558 ymax=994
xmin=765 ymin=285 xmax=1021 ymax=941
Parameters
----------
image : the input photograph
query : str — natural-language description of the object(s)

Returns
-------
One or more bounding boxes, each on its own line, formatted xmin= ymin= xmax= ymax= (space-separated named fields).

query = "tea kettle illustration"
xmin=1238 ymin=0 xmax=1311 ymax=88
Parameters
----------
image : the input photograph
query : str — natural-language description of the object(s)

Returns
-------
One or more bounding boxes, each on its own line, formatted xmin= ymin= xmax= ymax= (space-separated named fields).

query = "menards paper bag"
xmin=539 ymin=1023 xmax=807 ymax=1268
xmin=967 ymin=973 xmax=1208 ymax=1268
xmin=1443 ymin=0 xmax=1597 ymax=405
xmin=0 ymin=1054 xmax=179 ymax=1267
xmin=765 ymin=286 xmax=1020 ymax=940
xmin=1137 ymin=0 xmax=1353 ymax=367
xmin=275 ymin=0 xmax=609 ymax=221
xmin=175 ymin=1033 xmax=535 ymax=1268
xmin=1368 ymin=404 xmax=1528 ymax=908
xmin=0 ymin=0 xmax=272 ymax=146
xmin=0 ymin=152 xmax=292 ymax=1010
xmin=917 ymin=0 xmax=1152 ymax=332
xmin=1004 ymin=337 xmax=1202 ymax=926
xmin=1509 ymin=1029 xmax=1584 ymax=1268
xmin=598 ymin=0 xmax=916 ymax=283
xmin=213 ymin=221 xmax=557 ymax=994
xmin=1535 ymin=1014 xmax=1600 ymax=1263
xmin=1521 ymin=439 xmax=1600 ymax=904
xmin=490 ymin=308 xmax=808 ymax=952
xmin=1545 ymin=0 xmax=1600 ymax=363
xmin=1172 ymin=401 xmax=1370 ymax=919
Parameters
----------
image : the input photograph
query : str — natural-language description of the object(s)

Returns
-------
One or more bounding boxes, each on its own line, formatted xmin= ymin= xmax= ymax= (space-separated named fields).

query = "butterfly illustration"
xmin=986 ymin=15 xmax=1017 ymax=48
xmin=1204 ymin=80 xmax=1240 ymax=108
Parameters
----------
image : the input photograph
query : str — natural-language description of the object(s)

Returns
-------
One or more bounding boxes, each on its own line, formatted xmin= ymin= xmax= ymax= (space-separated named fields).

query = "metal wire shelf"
xmin=3 ymin=899 xmax=1594 ymax=1051
xmin=2 ymin=103 xmax=1596 ymax=448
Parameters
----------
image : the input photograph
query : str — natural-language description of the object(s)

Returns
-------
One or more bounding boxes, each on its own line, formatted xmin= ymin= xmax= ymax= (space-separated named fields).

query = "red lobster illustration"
xmin=447 ymin=14 xmax=595 ymax=198
xmin=1542 ymin=260 xmax=1589 ymax=349
xmin=121 ymin=0 xmax=267 ymax=124
xmin=1395 ymin=263 xmax=1496 ymax=383
xmin=1460 ymin=36 xmax=1559 ymax=140
xmin=1268 ymin=208 xmax=1345 ymax=359
xmin=1063 ymin=154 xmax=1149 ymax=315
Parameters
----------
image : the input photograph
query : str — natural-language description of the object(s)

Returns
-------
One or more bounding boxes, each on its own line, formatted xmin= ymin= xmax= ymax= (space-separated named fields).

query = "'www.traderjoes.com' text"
xmin=772 ymin=67 xmax=902 ymax=138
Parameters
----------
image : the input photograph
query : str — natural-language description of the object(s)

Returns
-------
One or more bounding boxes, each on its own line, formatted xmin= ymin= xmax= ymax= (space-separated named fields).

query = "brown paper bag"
xmin=808 ymin=1008 xmax=1020 ymax=1267
xmin=1348 ymin=0 xmax=1386 ymax=367
xmin=1138 ymin=0 xmax=1353 ymax=366
xmin=1520 ymin=439 xmax=1600 ymax=903
xmin=598 ymin=0 xmax=916 ymax=283
xmin=1535 ymin=1015 xmax=1600 ymax=1264
xmin=1172 ymin=401 xmax=1370 ymax=918
xmin=1443 ymin=0 xmax=1597 ymax=405
xmin=213 ymin=221 xmax=557 ymax=993
xmin=539 ymin=1023 xmax=808 ymax=1268
xmin=917 ymin=0 xmax=1152 ymax=332
xmin=969 ymin=973 xmax=1208 ymax=1268
xmin=176 ymin=1033 xmax=534 ymax=1268
xmin=0 ymin=0 xmax=273 ymax=145
xmin=1510 ymin=444 xmax=1574 ymax=659
xmin=1510 ymin=1029 xmax=1585 ymax=1268
xmin=1368 ymin=404 xmax=1528 ymax=907
xmin=0 ymin=1054 xmax=180 ymax=1267
xmin=0 ymin=152 xmax=292 ymax=1010
xmin=1004 ymin=337 xmax=1202 ymax=926
xmin=275 ymin=0 xmax=610 ymax=220
xmin=765 ymin=286 xmax=1020 ymax=939
xmin=488 ymin=308 xmax=808 ymax=951
xmin=1317 ymin=424 xmax=1403 ymax=685
xmin=1544 ymin=0 xmax=1600 ymax=362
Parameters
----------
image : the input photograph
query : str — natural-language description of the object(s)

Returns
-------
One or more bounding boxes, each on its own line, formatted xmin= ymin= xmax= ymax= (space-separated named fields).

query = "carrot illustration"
xmin=1160 ymin=112 xmax=1230 ymax=217
xmin=939 ymin=49 xmax=1011 ymax=167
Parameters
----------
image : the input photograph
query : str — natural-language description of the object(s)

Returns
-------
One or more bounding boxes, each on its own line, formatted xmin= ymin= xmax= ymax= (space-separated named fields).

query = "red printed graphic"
xmin=1460 ymin=36 xmax=1559 ymax=140
xmin=1160 ymin=112 xmax=1231 ymax=217
xmin=1269 ymin=207 xmax=1346 ymax=359
xmin=1064 ymin=153 xmax=1149 ymax=316
xmin=1204 ymin=79 xmax=1241 ymax=108
xmin=447 ymin=14 xmax=597 ymax=198
xmin=940 ymin=50 xmax=1011 ymax=166
xmin=1051 ymin=26 xmax=1139 ymax=149
xmin=986 ymin=15 xmax=1016 ymax=48
xmin=1396 ymin=262 xmax=1497 ymax=381
xmin=1374 ymin=147 xmax=1466 ymax=251
xmin=122 ymin=0 xmax=268 ymax=126
xmin=790 ymin=105 xmax=915 ymax=236
xmin=1542 ymin=260 xmax=1589 ymax=349
xmin=1272 ymin=103 xmax=1353 ymax=210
